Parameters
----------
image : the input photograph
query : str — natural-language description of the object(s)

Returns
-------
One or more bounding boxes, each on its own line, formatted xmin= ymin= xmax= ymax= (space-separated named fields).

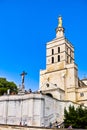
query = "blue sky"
xmin=0 ymin=0 xmax=87 ymax=91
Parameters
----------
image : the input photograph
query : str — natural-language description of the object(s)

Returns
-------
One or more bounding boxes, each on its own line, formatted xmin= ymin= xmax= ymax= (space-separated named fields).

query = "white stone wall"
xmin=0 ymin=94 xmax=45 ymax=126
xmin=0 ymin=93 xmax=79 ymax=127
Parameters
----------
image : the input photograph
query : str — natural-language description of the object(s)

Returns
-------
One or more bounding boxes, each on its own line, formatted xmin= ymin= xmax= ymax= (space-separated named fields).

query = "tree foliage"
xmin=64 ymin=105 xmax=87 ymax=129
xmin=0 ymin=78 xmax=18 ymax=95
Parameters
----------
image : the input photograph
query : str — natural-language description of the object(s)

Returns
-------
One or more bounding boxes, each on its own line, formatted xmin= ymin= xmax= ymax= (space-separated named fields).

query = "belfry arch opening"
xmin=46 ymin=93 xmax=53 ymax=98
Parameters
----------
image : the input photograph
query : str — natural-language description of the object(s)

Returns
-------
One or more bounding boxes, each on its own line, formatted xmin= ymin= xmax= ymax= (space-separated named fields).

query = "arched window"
xmin=46 ymin=93 xmax=53 ymax=98
xmin=52 ymin=57 xmax=54 ymax=63
xmin=58 ymin=47 xmax=60 ymax=53
xmin=58 ymin=55 xmax=60 ymax=62
xmin=52 ymin=49 xmax=54 ymax=55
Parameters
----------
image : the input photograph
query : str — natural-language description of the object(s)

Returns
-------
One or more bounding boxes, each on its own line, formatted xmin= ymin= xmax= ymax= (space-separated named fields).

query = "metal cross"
xmin=20 ymin=71 xmax=27 ymax=89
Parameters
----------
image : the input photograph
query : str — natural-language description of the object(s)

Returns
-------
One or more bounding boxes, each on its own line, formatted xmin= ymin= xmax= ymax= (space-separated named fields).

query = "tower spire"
xmin=56 ymin=16 xmax=64 ymax=38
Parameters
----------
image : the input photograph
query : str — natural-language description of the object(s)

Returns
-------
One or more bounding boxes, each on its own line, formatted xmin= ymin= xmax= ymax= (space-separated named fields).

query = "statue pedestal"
xmin=18 ymin=87 xmax=25 ymax=95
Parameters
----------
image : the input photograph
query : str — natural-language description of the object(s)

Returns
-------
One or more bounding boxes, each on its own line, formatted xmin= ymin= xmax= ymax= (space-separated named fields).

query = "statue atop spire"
xmin=58 ymin=16 xmax=62 ymax=27
xmin=56 ymin=16 xmax=64 ymax=38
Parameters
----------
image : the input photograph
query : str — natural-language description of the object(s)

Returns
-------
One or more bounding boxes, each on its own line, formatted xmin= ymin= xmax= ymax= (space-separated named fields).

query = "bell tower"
xmin=40 ymin=17 xmax=78 ymax=102
xmin=46 ymin=16 xmax=74 ymax=72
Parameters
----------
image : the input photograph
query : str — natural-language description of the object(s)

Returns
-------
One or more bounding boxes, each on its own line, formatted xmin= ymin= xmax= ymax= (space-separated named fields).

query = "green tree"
xmin=0 ymin=78 xmax=18 ymax=95
xmin=64 ymin=105 xmax=87 ymax=129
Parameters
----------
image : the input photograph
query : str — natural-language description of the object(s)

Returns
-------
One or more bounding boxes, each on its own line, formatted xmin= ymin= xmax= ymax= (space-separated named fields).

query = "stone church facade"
xmin=39 ymin=16 xmax=87 ymax=107
xmin=0 ymin=17 xmax=87 ymax=127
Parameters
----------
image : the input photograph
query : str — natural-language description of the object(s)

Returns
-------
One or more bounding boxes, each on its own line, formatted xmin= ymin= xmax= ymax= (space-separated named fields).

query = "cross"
xmin=20 ymin=71 xmax=27 ymax=89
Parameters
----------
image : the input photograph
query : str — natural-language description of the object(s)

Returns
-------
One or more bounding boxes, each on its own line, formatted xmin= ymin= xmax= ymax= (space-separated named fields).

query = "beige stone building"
xmin=39 ymin=16 xmax=87 ymax=107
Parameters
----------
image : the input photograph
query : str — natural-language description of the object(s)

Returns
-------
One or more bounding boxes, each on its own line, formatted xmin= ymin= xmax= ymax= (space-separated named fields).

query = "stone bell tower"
xmin=39 ymin=17 xmax=78 ymax=102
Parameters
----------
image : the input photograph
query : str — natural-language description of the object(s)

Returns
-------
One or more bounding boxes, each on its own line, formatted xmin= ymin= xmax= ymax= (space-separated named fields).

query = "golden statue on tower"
xmin=58 ymin=16 xmax=62 ymax=27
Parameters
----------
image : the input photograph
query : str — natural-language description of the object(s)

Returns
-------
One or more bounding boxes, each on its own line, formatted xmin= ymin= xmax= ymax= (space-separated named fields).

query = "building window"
xmin=52 ymin=49 xmax=54 ymax=55
xmin=80 ymin=92 xmax=84 ymax=97
xmin=58 ymin=47 xmax=60 ymax=53
xmin=54 ymin=84 xmax=57 ymax=86
xmin=58 ymin=55 xmax=60 ymax=62
xmin=67 ymin=47 xmax=68 ymax=53
xmin=67 ymin=56 xmax=69 ymax=63
xmin=70 ymin=58 xmax=71 ymax=63
xmin=70 ymin=58 xmax=72 ymax=63
xmin=52 ymin=57 xmax=54 ymax=63
xmin=46 ymin=83 xmax=49 ymax=87
xmin=70 ymin=50 xmax=71 ymax=56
